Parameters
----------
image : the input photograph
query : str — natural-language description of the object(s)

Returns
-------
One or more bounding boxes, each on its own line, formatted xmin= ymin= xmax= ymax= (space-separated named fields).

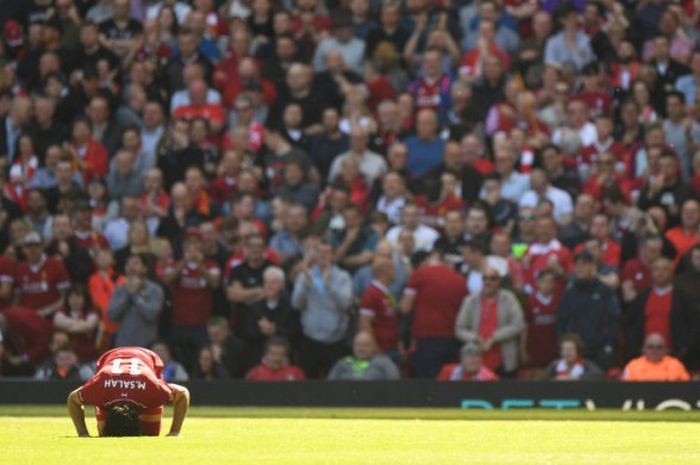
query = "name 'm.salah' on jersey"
xmin=79 ymin=347 xmax=173 ymax=409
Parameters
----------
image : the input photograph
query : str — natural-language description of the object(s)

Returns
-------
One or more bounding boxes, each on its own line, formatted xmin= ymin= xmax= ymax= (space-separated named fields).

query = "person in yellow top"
xmin=622 ymin=333 xmax=690 ymax=381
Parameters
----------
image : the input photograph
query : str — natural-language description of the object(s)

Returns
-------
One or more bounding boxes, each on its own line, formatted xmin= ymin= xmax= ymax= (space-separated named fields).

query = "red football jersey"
xmin=73 ymin=229 xmax=110 ymax=250
xmin=360 ymin=281 xmax=398 ymax=352
xmin=165 ymin=260 xmax=221 ymax=326
xmin=80 ymin=348 xmax=172 ymax=436
xmin=524 ymin=291 xmax=560 ymax=368
xmin=622 ymin=258 xmax=652 ymax=292
xmin=405 ymin=263 xmax=467 ymax=338
xmin=245 ymin=363 xmax=306 ymax=381
xmin=14 ymin=255 xmax=70 ymax=311
xmin=0 ymin=255 xmax=15 ymax=310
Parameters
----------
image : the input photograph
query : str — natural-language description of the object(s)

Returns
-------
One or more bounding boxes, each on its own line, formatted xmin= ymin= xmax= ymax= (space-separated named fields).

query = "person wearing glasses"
xmin=622 ymin=333 xmax=690 ymax=381
xmin=455 ymin=266 xmax=525 ymax=378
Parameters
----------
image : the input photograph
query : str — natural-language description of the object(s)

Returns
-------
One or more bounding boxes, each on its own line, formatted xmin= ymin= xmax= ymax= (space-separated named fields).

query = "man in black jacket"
xmin=556 ymin=250 xmax=620 ymax=369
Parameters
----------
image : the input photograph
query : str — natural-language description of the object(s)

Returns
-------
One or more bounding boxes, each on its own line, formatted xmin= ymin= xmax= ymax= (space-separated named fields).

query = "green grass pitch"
xmin=3 ymin=406 xmax=700 ymax=464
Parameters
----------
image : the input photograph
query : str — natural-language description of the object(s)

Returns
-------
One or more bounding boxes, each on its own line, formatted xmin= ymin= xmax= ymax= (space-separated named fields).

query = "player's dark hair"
xmin=103 ymin=402 xmax=141 ymax=437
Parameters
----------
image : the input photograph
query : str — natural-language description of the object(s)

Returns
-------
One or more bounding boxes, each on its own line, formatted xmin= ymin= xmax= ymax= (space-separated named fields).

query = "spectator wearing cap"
xmin=546 ymin=333 xmax=603 ymax=380
xmin=437 ymin=343 xmax=499 ymax=381
xmin=163 ymin=231 xmax=221 ymax=369
xmin=400 ymin=250 xmax=466 ymax=378
xmin=328 ymin=331 xmax=399 ymax=381
xmin=13 ymin=231 xmax=71 ymax=318
xmin=313 ymin=17 xmax=366 ymax=75
xmin=455 ymin=266 xmax=524 ymax=377
xmin=622 ymin=332 xmax=689 ymax=381
xmin=556 ymin=250 xmax=620 ymax=369
xmin=543 ymin=5 xmax=594 ymax=71
xmin=108 ymin=252 xmax=165 ymax=348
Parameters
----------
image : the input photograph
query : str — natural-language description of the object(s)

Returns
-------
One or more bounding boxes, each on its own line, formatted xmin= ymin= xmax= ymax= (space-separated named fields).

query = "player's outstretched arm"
xmin=166 ymin=384 xmax=190 ymax=437
xmin=67 ymin=389 xmax=90 ymax=437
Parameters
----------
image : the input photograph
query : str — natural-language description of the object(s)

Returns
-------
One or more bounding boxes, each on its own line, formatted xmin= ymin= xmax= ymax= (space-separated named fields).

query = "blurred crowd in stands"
xmin=0 ymin=0 xmax=699 ymax=383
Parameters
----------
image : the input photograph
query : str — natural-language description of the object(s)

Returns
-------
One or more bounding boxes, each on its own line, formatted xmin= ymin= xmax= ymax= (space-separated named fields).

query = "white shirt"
xmin=385 ymin=224 xmax=439 ymax=252
xmin=376 ymin=195 xmax=407 ymax=224
xmin=170 ymin=88 xmax=222 ymax=113
xmin=552 ymin=122 xmax=598 ymax=148
xmin=328 ymin=150 xmax=388 ymax=186
xmin=518 ymin=185 xmax=573 ymax=221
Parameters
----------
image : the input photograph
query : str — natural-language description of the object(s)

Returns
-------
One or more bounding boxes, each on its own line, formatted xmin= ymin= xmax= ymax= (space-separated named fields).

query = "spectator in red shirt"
xmin=522 ymin=269 xmax=560 ymax=368
xmin=573 ymin=213 xmax=621 ymax=268
xmin=246 ymin=336 xmax=306 ymax=381
xmin=163 ymin=232 xmax=221 ymax=368
xmin=172 ymin=79 xmax=226 ymax=133
xmin=14 ymin=231 xmax=71 ymax=318
xmin=400 ymin=250 xmax=467 ymax=378
xmin=69 ymin=116 xmax=108 ymax=185
xmin=359 ymin=257 xmax=399 ymax=357
xmin=523 ymin=216 xmax=572 ymax=294
xmin=625 ymin=257 xmax=692 ymax=362
xmin=437 ymin=343 xmax=499 ymax=381
xmin=621 ymin=235 xmax=663 ymax=304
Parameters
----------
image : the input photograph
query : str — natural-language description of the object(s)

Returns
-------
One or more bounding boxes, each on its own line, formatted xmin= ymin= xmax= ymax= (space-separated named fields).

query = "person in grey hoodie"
xmin=292 ymin=239 xmax=353 ymax=378
xmin=108 ymin=253 xmax=164 ymax=348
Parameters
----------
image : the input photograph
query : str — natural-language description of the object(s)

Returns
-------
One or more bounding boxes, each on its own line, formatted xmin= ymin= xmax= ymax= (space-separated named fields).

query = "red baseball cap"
xmin=4 ymin=20 xmax=23 ymax=48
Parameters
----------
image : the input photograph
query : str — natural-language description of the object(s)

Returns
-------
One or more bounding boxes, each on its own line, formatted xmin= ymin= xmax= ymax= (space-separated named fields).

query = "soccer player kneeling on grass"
xmin=67 ymin=347 xmax=190 ymax=437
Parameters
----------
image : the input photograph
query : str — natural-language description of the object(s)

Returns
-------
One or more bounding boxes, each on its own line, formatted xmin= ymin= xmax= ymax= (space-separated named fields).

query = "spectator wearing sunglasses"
xmin=622 ymin=333 xmax=689 ymax=381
